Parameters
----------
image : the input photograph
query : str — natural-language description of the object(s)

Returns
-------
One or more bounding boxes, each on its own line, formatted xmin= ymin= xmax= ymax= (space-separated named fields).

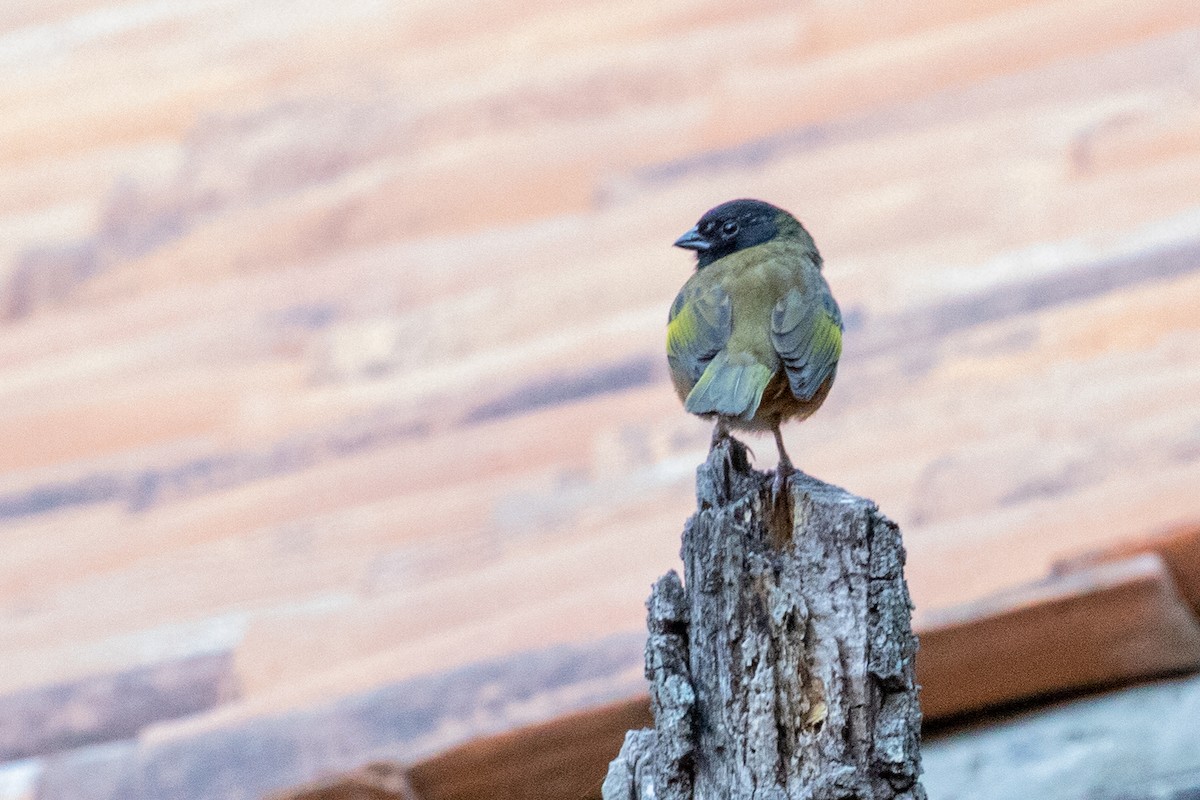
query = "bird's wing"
xmin=666 ymin=282 xmax=731 ymax=390
xmin=771 ymin=286 xmax=843 ymax=401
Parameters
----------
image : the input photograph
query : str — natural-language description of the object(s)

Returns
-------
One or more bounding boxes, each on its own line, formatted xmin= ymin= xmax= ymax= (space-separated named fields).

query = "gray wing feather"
xmin=771 ymin=287 xmax=843 ymax=400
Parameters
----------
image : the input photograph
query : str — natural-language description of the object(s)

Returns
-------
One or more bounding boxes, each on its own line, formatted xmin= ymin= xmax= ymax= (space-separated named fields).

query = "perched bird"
xmin=667 ymin=199 xmax=843 ymax=491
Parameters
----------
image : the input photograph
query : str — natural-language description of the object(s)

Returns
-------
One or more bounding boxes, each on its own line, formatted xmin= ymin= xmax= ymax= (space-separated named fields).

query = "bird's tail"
xmin=684 ymin=352 xmax=773 ymax=421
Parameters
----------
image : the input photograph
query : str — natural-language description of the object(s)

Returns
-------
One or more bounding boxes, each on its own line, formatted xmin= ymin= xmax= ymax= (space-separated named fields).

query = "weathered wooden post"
xmin=603 ymin=438 xmax=924 ymax=800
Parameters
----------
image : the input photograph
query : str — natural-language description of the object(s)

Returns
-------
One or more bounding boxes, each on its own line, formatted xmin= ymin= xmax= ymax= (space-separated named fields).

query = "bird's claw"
xmin=772 ymin=463 xmax=793 ymax=500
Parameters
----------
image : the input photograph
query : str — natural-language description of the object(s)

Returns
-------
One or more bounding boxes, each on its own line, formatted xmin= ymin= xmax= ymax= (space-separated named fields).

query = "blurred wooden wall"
xmin=1 ymin=0 xmax=1199 ymax=795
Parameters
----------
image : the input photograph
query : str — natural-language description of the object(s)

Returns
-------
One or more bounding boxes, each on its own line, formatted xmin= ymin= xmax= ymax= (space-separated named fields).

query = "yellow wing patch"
xmin=667 ymin=302 xmax=699 ymax=358
xmin=812 ymin=308 xmax=843 ymax=362
xmin=665 ymin=285 xmax=731 ymax=387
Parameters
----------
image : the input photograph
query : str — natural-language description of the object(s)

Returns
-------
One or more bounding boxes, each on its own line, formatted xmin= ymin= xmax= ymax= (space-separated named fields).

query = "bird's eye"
xmin=721 ymin=220 xmax=739 ymax=236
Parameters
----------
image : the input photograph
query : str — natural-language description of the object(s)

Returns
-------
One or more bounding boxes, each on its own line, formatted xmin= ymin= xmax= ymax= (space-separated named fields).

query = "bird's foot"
xmin=772 ymin=450 xmax=792 ymax=501
xmin=771 ymin=425 xmax=794 ymax=499
xmin=772 ymin=461 xmax=794 ymax=500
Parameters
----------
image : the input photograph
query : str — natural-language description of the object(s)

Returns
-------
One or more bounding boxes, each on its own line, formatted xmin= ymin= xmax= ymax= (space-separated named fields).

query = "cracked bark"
xmin=603 ymin=439 xmax=925 ymax=800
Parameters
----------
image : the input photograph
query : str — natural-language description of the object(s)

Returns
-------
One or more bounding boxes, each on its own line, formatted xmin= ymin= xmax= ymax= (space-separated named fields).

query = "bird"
xmin=666 ymin=199 xmax=843 ymax=493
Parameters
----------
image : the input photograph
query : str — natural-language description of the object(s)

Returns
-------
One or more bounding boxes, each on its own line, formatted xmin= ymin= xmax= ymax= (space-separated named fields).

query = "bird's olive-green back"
xmin=667 ymin=231 xmax=842 ymax=420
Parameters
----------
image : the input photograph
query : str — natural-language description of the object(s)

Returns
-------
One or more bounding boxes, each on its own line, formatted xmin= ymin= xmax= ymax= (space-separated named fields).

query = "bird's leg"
xmin=710 ymin=418 xmax=730 ymax=449
xmin=711 ymin=418 xmax=754 ymax=463
xmin=772 ymin=424 xmax=794 ymax=497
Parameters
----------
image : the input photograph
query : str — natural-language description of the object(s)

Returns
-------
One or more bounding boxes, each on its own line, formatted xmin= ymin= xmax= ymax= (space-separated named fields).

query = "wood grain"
xmin=0 ymin=0 xmax=1198 ymax=769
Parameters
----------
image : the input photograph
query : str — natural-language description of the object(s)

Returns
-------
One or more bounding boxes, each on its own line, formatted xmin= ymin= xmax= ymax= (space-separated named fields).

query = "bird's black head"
xmin=673 ymin=199 xmax=791 ymax=268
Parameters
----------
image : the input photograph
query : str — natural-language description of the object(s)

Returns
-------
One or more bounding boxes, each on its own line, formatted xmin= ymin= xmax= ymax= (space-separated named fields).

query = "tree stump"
xmin=602 ymin=438 xmax=924 ymax=800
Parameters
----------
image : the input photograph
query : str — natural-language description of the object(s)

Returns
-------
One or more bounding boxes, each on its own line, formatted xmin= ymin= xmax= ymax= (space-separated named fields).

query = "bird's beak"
xmin=673 ymin=226 xmax=711 ymax=251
